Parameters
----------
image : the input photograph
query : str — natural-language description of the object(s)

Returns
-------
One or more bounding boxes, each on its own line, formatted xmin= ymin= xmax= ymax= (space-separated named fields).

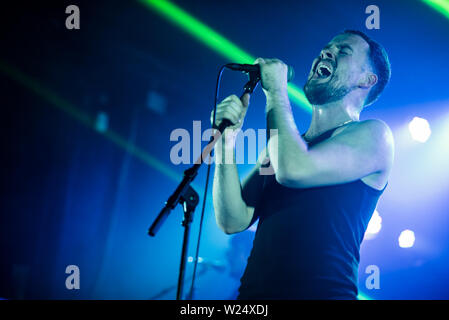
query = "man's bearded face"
xmin=303 ymin=33 xmax=371 ymax=106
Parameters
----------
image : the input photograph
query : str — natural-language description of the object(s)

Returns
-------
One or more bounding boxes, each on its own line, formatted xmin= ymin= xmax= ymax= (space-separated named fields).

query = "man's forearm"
xmin=266 ymin=91 xmax=309 ymax=180
xmin=213 ymin=134 xmax=250 ymax=234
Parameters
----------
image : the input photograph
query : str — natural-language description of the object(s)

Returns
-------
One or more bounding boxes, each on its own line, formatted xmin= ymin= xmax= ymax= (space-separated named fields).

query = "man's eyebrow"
xmin=323 ymin=44 xmax=354 ymax=52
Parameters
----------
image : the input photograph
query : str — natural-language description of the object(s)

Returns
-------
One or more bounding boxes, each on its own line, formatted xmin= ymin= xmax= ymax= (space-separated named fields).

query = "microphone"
xmin=213 ymin=62 xmax=295 ymax=133
xmin=225 ymin=63 xmax=295 ymax=82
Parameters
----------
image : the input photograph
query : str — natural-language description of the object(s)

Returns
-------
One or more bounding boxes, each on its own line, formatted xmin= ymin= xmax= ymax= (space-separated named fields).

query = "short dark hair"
xmin=343 ymin=30 xmax=391 ymax=107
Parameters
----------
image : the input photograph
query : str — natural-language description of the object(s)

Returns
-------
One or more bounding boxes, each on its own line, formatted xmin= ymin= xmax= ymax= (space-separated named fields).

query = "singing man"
xmin=212 ymin=30 xmax=393 ymax=299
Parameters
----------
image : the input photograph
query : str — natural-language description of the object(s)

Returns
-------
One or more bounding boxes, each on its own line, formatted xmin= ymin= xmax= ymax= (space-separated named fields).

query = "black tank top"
xmin=238 ymin=126 xmax=386 ymax=300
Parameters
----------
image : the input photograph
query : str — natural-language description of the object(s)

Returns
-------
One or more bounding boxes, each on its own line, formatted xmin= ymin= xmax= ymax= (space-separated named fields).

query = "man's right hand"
xmin=210 ymin=93 xmax=250 ymax=133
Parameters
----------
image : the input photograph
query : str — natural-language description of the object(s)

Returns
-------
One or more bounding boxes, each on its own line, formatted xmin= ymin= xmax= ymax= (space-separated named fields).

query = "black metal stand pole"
xmin=176 ymin=211 xmax=191 ymax=300
xmin=176 ymin=187 xmax=198 ymax=300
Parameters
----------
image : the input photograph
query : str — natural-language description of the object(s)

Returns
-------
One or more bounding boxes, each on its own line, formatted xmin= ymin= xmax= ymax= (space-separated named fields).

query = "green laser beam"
xmin=0 ymin=59 xmax=186 ymax=185
xmin=138 ymin=0 xmax=253 ymax=63
xmin=137 ymin=0 xmax=312 ymax=113
xmin=422 ymin=0 xmax=449 ymax=20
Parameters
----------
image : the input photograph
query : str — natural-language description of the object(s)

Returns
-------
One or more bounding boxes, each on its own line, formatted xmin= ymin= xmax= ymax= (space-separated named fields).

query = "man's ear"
xmin=359 ymin=72 xmax=377 ymax=89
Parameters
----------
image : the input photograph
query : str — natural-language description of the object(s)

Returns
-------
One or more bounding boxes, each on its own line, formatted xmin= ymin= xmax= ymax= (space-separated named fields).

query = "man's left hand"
xmin=255 ymin=58 xmax=289 ymax=95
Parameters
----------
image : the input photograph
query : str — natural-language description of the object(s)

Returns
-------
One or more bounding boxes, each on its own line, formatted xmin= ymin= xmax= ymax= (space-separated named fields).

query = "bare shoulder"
xmin=359 ymin=119 xmax=393 ymax=139
xmin=359 ymin=119 xmax=394 ymax=156
xmin=338 ymin=119 xmax=394 ymax=190
xmin=335 ymin=118 xmax=391 ymax=138
xmin=333 ymin=119 xmax=394 ymax=152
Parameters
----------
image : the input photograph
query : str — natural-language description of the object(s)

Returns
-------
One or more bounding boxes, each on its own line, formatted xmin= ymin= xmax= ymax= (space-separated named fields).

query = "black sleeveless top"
xmin=238 ymin=126 xmax=386 ymax=300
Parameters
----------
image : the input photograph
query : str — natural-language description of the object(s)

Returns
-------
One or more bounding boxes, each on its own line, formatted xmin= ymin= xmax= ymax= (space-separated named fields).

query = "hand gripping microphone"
xmin=214 ymin=63 xmax=295 ymax=132
xmin=225 ymin=63 xmax=295 ymax=82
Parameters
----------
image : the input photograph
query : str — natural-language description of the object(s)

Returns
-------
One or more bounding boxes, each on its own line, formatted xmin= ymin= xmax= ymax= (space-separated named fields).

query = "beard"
xmin=303 ymin=74 xmax=353 ymax=105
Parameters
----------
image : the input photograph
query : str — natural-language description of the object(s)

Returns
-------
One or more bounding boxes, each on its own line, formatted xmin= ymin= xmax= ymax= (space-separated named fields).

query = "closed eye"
xmin=338 ymin=44 xmax=353 ymax=55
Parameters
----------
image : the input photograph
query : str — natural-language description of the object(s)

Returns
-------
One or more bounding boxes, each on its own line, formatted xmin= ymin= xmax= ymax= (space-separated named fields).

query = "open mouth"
xmin=314 ymin=60 xmax=333 ymax=79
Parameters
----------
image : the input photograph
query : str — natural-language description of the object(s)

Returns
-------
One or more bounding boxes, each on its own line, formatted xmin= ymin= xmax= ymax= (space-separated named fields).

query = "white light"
xmin=364 ymin=210 xmax=382 ymax=240
xmin=408 ymin=117 xmax=431 ymax=143
xmin=187 ymin=256 xmax=203 ymax=263
xmin=367 ymin=210 xmax=382 ymax=234
xmin=398 ymin=229 xmax=415 ymax=248
xmin=248 ymin=222 xmax=258 ymax=232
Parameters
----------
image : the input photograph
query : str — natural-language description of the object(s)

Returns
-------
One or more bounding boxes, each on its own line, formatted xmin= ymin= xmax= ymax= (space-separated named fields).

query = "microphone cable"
xmin=187 ymin=65 xmax=226 ymax=299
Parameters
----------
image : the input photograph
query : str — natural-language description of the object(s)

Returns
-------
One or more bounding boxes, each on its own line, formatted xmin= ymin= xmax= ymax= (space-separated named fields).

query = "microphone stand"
xmin=148 ymin=68 xmax=260 ymax=300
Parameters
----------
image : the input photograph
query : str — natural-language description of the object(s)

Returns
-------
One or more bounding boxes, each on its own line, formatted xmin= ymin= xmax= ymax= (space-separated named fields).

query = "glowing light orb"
xmin=398 ymin=229 xmax=415 ymax=248
xmin=408 ymin=117 xmax=431 ymax=143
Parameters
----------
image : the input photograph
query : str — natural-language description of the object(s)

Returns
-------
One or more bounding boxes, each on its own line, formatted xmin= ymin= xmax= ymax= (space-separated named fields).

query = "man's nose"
xmin=320 ymin=49 xmax=334 ymax=60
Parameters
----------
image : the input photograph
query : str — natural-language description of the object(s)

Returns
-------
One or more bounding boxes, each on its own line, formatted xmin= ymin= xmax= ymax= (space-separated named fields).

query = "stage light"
xmin=398 ymin=229 xmax=415 ymax=248
xmin=408 ymin=117 xmax=431 ymax=143
xmin=138 ymin=0 xmax=312 ymax=113
xmin=422 ymin=0 xmax=449 ymax=20
xmin=365 ymin=210 xmax=382 ymax=240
